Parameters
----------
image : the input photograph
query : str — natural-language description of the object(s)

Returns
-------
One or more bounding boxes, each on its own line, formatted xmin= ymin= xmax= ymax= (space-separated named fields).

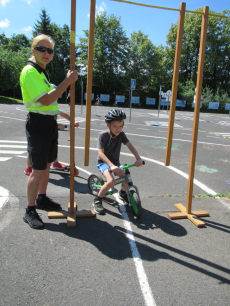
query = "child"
xmin=24 ymin=109 xmax=79 ymax=176
xmin=93 ymin=109 xmax=143 ymax=214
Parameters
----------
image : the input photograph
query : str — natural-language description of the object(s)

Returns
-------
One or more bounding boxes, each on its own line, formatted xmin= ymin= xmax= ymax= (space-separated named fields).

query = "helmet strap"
xmin=107 ymin=123 xmax=115 ymax=147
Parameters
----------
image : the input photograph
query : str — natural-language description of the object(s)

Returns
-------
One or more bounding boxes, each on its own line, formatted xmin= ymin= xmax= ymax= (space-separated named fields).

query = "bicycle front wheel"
xmin=88 ymin=174 xmax=104 ymax=196
xmin=129 ymin=190 xmax=142 ymax=218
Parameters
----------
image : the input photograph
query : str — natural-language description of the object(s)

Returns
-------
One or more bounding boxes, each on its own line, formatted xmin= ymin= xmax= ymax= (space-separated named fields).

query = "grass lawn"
xmin=0 ymin=95 xmax=23 ymax=104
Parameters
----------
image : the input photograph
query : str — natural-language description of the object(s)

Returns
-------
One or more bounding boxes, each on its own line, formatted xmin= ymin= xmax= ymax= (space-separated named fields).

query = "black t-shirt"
xmin=97 ymin=130 xmax=129 ymax=165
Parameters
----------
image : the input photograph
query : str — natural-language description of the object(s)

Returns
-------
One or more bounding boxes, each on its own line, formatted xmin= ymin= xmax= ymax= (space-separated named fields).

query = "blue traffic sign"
xmin=131 ymin=79 xmax=136 ymax=90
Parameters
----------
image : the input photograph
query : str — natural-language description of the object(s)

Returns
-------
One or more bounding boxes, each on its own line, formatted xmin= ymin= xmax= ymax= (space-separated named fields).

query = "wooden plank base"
xmin=48 ymin=202 xmax=96 ymax=228
xmin=167 ymin=203 xmax=209 ymax=228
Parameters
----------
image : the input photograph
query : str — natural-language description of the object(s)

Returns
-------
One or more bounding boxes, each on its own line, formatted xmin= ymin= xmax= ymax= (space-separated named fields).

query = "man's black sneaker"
xmin=93 ymin=198 xmax=105 ymax=215
xmin=23 ymin=210 xmax=44 ymax=229
xmin=119 ymin=190 xmax=129 ymax=204
xmin=35 ymin=196 xmax=62 ymax=211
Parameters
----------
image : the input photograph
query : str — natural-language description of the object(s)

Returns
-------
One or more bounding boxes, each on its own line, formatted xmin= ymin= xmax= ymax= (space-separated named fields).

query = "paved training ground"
xmin=0 ymin=103 xmax=229 ymax=306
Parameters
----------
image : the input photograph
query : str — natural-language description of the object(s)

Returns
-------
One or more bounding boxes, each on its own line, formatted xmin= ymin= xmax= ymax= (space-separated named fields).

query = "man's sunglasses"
xmin=34 ymin=46 xmax=54 ymax=54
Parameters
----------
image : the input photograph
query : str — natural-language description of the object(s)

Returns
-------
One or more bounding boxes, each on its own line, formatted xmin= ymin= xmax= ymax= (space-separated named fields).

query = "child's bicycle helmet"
xmin=105 ymin=109 xmax=126 ymax=147
xmin=105 ymin=109 xmax=126 ymax=123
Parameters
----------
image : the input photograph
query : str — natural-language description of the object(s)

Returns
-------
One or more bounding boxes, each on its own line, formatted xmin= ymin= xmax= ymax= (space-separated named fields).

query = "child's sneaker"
xmin=24 ymin=167 xmax=32 ymax=176
xmin=93 ymin=198 xmax=105 ymax=215
xmin=51 ymin=161 xmax=67 ymax=170
xmin=119 ymin=190 xmax=129 ymax=204
xmin=68 ymin=164 xmax=79 ymax=176
xmin=23 ymin=209 xmax=44 ymax=229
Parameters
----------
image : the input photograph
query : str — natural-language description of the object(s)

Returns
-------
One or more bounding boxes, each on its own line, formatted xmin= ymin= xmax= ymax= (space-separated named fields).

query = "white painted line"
xmin=0 ymin=188 xmax=19 ymax=232
xmin=206 ymin=136 xmax=221 ymax=139
xmin=0 ymin=186 xmax=9 ymax=210
xmin=0 ymin=145 xmax=27 ymax=148
xmin=181 ymin=133 xmax=192 ymax=135
xmin=0 ymin=157 xmax=11 ymax=161
xmin=67 ymin=163 xmax=156 ymax=306
xmin=0 ymin=140 xmax=27 ymax=143
xmin=0 ymin=150 xmax=26 ymax=154
xmin=136 ymin=128 xmax=149 ymax=130
xmin=114 ymin=193 xmax=156 ymax=306
xmin=76 ymin=129 xmax=230 ymax=147
xmin=0 ymin=115 xmax=25 ymax=122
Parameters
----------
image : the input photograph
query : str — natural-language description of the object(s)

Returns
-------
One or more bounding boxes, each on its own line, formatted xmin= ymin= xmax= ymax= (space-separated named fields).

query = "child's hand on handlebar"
xmin=110 ymin=165 xmax=119 ymax=174
xmin=135 ymin=159 xmax=143 ymax=167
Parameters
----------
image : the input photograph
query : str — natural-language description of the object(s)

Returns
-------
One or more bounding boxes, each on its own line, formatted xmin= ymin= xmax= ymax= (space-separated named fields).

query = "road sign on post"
xmin=130 ymin=79 xmax=136 ymax=122
xmin=131 ymin=79 xmax=136 ymax=90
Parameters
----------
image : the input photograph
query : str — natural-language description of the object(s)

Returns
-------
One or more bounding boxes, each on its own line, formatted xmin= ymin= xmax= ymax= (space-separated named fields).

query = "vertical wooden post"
xmin=165 ymin=2 xmax=186 ymax=166
xmin=69 ymin=0 xmax=76 ymax=214
xmin=186 ymin=6 xmax=209 ymax=214
xmin=84 ymin=0 xmax=96 ymax=166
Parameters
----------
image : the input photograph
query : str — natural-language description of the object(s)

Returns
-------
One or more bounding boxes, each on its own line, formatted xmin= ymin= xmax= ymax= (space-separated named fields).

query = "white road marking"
xmin=77 ymin=128 xmax=230 ymax=147
xmin=0 ymin=186 xmax=9 ymax=210
xmin=206 ymin=136 xmax=221 ymax=139
xmin=65 ymin=163 xmax=156 ymax=306
xmin=0 ymin=115 xmax=25 ymax=122
xmin=0 ymin=145 xmax=27 ymax=148
xmin=0 ymin=157 xmax=11 ymax=161
xmin=114 ymin=193 xmax=156 ymax=306
xmin=0 ymin=187 xmax=19 ymax=232
xmin=0 ymin=150 xmax=26 ymax=154
xmin=0 ymin=140 xmax=27 ymax=143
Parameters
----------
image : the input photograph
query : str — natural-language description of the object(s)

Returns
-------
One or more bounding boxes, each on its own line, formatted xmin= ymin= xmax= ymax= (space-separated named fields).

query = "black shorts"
xmin=26 ymin=112 xmax=58 ymax=170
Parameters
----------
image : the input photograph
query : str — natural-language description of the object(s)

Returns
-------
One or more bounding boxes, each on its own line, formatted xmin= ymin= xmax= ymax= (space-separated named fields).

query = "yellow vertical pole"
xmin=186 ymin=6 xmax=209 ymax=214
xmin=165 ymin=2 xmax=186 ymax=166
xmin=69 ymin=0 xmax=76 ymax=214
xmin=84 ymin=0 xmax=96 ymax=166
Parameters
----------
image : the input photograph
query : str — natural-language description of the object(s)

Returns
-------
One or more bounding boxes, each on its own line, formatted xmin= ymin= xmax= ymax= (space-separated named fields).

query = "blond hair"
xmin=29 ymin=34 xmax=55 ymax=61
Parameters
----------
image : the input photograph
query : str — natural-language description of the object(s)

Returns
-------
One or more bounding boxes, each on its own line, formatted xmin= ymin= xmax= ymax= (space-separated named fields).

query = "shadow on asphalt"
xmin=45 ymin=173 xmax=230 ymax=285
xmin=44 ymin=198 xmax=230 ymax=285
xmin=49 ymin=173 xmax=89 ymax=194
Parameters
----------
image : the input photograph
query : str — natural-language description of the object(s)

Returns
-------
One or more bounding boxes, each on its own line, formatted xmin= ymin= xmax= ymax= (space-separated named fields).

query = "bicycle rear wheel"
xmin=88 ymin=174 xmax=104 ymax=196
xmin=129 ymin=190 xmax=142 ymax=218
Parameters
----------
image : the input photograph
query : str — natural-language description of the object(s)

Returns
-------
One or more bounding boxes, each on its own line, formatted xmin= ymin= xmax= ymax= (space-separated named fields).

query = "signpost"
xmin=158 ymin=86 xmax=162 ymax=118
xmin=130 ymin=78 xmax=136 ymax=122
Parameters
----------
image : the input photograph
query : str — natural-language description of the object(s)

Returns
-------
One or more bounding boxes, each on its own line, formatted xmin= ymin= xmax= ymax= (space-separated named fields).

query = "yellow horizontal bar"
xmin=111 ymin=0 xmax=228 ymax=18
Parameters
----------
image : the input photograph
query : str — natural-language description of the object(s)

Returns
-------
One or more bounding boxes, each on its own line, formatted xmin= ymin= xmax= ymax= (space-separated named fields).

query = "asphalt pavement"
xmin=0 ymin=103 xmax=229 ymax=306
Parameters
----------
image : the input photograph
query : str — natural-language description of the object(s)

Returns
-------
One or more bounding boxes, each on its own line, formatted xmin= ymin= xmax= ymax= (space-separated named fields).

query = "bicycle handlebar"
xmin=109 ymin=161 xmax=145 ymax=173
xmin=119 ymin=161 xmax=145 ymax=170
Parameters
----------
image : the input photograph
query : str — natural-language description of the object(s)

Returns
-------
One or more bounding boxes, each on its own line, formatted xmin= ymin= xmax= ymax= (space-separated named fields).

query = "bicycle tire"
xmin=129 ymin=190 xmax=142 ymax=218
xmin=88 ymin=174 xmax=104 ymax=196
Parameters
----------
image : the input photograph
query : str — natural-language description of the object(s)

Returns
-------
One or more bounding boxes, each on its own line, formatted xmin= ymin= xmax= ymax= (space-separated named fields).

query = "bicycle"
xmin=88 ymin=162 xmax=145 ymax=218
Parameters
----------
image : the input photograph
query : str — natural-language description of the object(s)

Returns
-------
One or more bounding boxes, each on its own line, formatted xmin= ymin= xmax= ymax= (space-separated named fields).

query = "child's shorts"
xmin=97 ymin=163 xmax=121 ymax=174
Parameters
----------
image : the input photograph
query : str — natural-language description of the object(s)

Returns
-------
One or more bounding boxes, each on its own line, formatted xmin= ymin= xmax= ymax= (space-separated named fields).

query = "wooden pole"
xmin=84 ymin=0 xmax=96 ymax=166
xmin=186 ymin=6 xmax=209 ymax=214
xmin=165 ymin=2 xmax=186 ymax=166
xmin=69 ymin=0 xmax=76 ymax=214
xmin=167 ymin=6 xmax=210 ymax=227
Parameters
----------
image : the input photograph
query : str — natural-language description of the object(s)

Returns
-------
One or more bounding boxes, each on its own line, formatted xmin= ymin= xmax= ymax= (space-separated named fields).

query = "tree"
xmin=33 ymin=9 xmax=52 ymax=37
xmin=165 ymin=9 xmax=230 ymax=96
xmin=0 ymin=33 xmax=9 ymax=46
xmin=127 ymin=31 xmax=166 ymax=103
xmin=77 ymin=11 xmax=129 ymax=95
xmin=8 ymin=34 xmax=30 ymax=52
